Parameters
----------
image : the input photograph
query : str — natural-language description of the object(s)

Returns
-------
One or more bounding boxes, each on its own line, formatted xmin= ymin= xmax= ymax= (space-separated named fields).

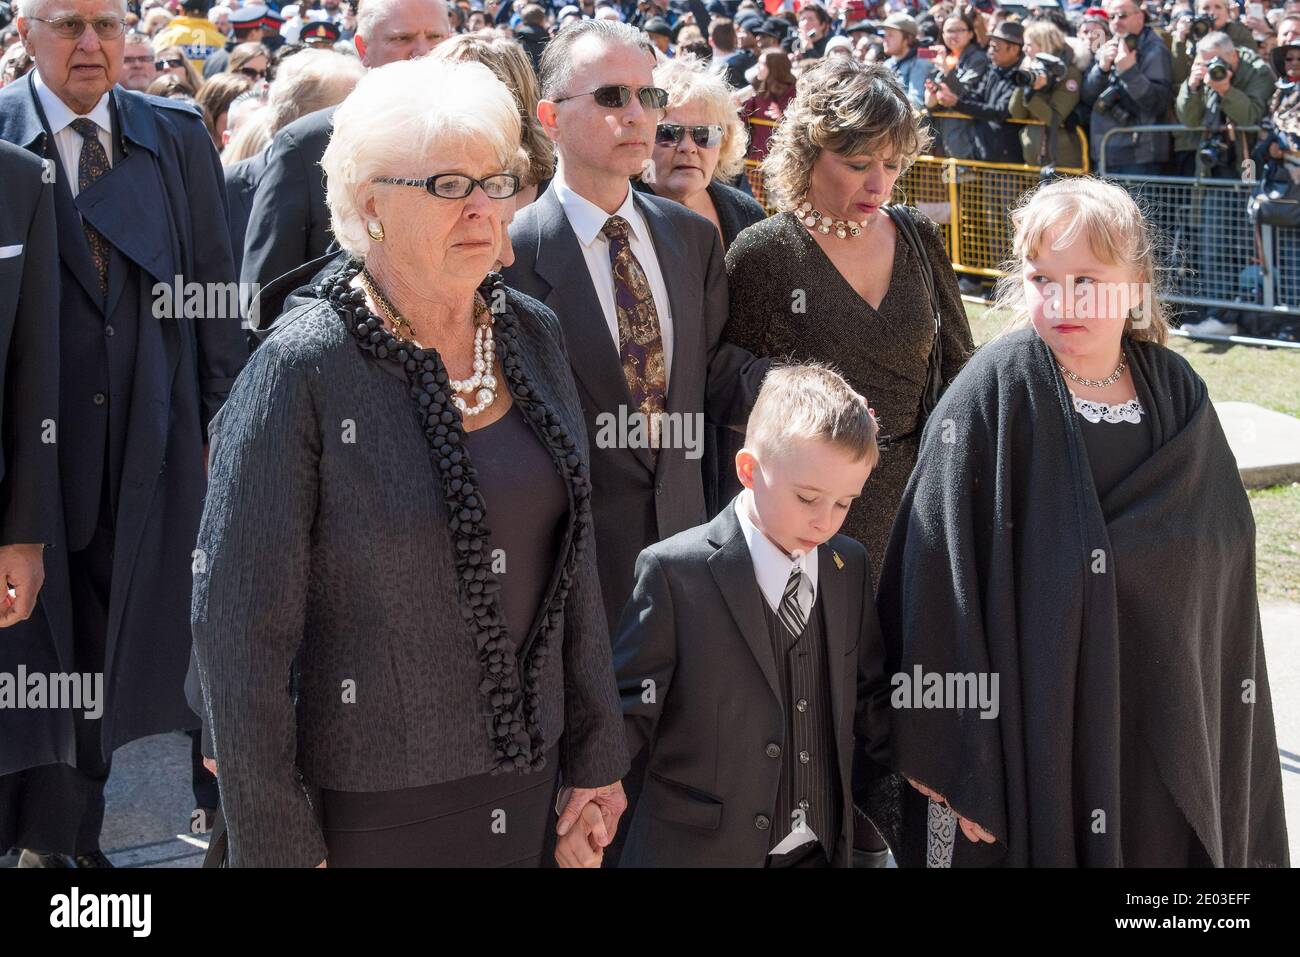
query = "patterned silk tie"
xmin=601 ymin=215 xmax=666 ymax=448
xmin=778 ymin=565 xmax=809 ymax=639
xmin=70 ymin=117 xmax=110 ymax=296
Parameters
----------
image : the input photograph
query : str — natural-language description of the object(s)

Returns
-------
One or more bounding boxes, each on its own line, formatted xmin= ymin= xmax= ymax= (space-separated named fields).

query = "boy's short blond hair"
xmin=746 ymin=364 xmax=879 ymax=469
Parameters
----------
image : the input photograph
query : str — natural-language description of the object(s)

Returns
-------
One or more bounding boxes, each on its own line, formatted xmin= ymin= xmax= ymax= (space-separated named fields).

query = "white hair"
xmin=322 ymin=56 xmax=522 ymax=258
xmin=16 ymin=0 xmax=129 ymax=16
xmin=1198 ymin=30 xmax=1237 ymax=57
xmin=356 ymin=0 xmax=447 ymax=43
xmin=267 ymin=47 xmax=364 ymax=134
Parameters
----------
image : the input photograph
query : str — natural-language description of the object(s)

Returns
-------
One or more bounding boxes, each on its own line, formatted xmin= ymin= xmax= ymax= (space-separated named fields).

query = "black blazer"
xmin=612 ymin=500 xmax=892 ymax=867
xmin=191 ymin=287 xmax=629 ymax=867
xmin=503 ymin=186 xmax=769 ymax=634
xmin=0 ymin=139 xmax=59 ymax=549
xmin=239 ymin=105 xmax=336 ymax=325
xmin=223 ymin=147 xmax=269 ymax=278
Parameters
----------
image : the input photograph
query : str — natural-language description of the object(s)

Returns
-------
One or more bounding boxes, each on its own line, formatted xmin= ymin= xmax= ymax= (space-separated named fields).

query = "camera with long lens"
xmin=1011 ymin=53 xmax=1067 ymax=91
xmin=1205 ymin=55 xmax=1231 ymax=84
xmin=1198 ymin=92 xmax=1232 ymax=171
xmin=1094 ymin=79 xmax=1136 ymax=126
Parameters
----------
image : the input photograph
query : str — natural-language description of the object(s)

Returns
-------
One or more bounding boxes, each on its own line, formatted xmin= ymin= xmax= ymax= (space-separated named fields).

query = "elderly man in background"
xmin=0 ymin=0 xmax=247 ymax=867
xmin=239 ymin=0 xmax=452 ymax=329
xmin=117 ymin=28 xmax=155 ymax=90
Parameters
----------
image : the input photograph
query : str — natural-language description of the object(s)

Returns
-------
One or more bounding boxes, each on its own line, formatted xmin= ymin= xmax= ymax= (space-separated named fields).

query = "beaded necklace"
xmin=320 ymin=259 xmax=594 ymax=774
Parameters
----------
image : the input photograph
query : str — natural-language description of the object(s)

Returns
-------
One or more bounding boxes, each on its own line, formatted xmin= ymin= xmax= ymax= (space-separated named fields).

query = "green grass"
xmin=964 ymin=301 xmax=1300 ymax=602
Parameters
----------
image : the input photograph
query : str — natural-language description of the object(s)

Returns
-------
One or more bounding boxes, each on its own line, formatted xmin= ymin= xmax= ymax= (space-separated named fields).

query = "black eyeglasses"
xmin=655 ymin=123 xmax=723 ymax=149
xmin=155 ymin=57 xmax=185 ymax=70
xmin=371 ymin=172 xmax=521 ymax=199
xmin=553 ymin=85 xmax=669 ymax=110
xmin=28 ymin=16 xmax=126 ymax=40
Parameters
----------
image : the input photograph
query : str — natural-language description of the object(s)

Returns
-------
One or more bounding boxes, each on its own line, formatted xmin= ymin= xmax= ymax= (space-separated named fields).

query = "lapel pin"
xmin=832 ymin=550 xmax=844 ymax=570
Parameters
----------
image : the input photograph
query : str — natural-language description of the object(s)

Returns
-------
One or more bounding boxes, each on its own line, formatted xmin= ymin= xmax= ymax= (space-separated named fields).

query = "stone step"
xmin=1216 ymin=401 xmax=1300 ymax=488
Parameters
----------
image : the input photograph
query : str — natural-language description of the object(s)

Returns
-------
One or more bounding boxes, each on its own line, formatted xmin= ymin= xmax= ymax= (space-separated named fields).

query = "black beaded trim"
xmin=319 ymin=259 xmax=592 ymax=774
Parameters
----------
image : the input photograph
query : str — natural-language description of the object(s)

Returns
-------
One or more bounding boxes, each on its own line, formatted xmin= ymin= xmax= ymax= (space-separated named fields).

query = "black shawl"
xmin=875 ymin=328 xmax=1289 ymax=867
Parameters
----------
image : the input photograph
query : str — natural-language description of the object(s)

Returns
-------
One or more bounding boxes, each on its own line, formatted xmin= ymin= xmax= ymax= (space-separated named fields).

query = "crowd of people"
xmin=0 ymin=0 xmax=1289 ymax=870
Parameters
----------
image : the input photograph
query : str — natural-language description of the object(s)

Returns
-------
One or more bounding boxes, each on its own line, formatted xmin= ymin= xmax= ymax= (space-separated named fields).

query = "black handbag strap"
xmin=882 ymin=204 xmax=945 ymax=445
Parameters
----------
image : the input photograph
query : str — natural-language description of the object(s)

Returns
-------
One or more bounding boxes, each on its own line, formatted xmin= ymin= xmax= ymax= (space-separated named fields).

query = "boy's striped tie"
xmin=778 ymin=565 xmax=808 ymax=637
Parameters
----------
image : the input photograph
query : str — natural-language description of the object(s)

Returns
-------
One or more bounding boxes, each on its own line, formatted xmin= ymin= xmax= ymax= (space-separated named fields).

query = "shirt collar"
xmin=734 ymin=489 xmax=819 ymax=613
xmin=552 ymin=169 xmax=647 ymax=249
xmin=32 ymin=69 xmax=111 ymax=139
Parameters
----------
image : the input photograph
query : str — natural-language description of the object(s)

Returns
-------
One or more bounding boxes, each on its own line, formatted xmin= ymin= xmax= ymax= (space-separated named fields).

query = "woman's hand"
xmin=555 ymin=802 xmax=605 ymax=868
xmin=905 ymin=776 xmax=996 ymax=844
xmin=556 ymin=780 xmax=627 ymax=848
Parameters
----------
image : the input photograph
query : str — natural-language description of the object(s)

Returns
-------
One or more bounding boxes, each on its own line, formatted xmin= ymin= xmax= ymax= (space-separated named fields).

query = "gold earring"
xmin=367 ymin=220 xmax=385 ymax=242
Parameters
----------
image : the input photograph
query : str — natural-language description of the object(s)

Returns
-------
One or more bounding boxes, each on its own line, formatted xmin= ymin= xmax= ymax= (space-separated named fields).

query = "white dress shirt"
xmin=551 ymin=171 xmax=675 ymax=388
xmin=734 ymin=489 xmax=821 ymax=855
xmin=33 ymin=69 xmax=113 ymax=199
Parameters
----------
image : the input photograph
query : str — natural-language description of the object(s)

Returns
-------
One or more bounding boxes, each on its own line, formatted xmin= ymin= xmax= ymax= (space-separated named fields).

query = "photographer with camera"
xmin=1176 ymin=30 xmax=1274 ymax=176
xmin=924 ymin=9 xmax=990 ymax=157
xmin=1008 ymin=20 xmax=1085 ymax=169
xmin=1081 ymin=0 xmax=1173 ymax=174
xmin=928 ymin=19 xmax=1023 ymax=162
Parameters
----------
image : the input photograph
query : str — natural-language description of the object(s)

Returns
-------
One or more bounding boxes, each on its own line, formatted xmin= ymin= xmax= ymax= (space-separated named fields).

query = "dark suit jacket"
xmin=191 ymin=289 xmax=628 ymax=867
xmin=502 ymin=186 xmax=768 ymax=634
xmin=0 ymin=75 xmax=248 ymax=774
xmin=223 ymin=147 xmax=269 ymax=279
xmin=239 ymin=105 xmax=336 ymax=326
xmin=0 ymin=139 xmax=59 ymax=549
xmin=612 ymin=500 xmax=892 ymax=867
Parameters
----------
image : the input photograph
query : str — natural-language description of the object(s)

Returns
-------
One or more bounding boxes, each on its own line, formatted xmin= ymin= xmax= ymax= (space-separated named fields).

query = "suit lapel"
xmin=79 ymin=92 xmax=176 ymax=296
xmin=534 ymin=188 xmax=656 ymax=473
xmin=817 ymin=540 xmax=850 ymax=738
xmin=707 ymin=503 xmax=781 ymax=705
xmin=11 ymin=75 xmax=104 ymax=306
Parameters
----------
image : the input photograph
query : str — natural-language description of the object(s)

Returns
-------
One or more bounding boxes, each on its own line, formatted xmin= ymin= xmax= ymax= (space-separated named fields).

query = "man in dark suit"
xmin=239 ymin=0 xmax=452 ymax=326
xmin=608 ymin=366 xmax=892 ymax=867
xmin=0 ymin=1 xmax=247 ymax=867
xmin=0 ymin=139 xmax=59 ymax=633
xmin=502 ymin=19 xmax=768 ymax=640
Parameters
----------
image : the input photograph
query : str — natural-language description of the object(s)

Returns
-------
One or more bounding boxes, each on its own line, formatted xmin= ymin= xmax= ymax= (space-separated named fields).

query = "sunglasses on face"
xmin=155 ymin=57 xmax=185 ymax=70
xmin=28 ymin=15 xmax=126 ymax=40
xmin=238 ymin=66 xmax=267 ymax=79
xmin=655 ymin=123 xmax=723 ymax=149
xmin=371 ymin=172 xmax=521 ymax=200
xmin=553 ymin=85 xmax=669 ymax=111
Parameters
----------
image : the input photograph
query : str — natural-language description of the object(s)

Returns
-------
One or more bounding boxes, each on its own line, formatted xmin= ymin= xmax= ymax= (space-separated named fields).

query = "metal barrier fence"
xmin=743 ymin=116 xmax=1300 ymax=330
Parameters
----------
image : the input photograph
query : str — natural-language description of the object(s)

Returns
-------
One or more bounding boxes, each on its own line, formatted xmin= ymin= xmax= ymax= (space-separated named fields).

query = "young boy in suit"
xmin=556 ymin=364 xmax=893 ymax=867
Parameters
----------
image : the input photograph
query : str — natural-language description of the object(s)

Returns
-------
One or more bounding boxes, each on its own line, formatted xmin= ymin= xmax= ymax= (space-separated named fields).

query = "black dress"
xmin=1074 ymin=389 xmax=1207 ymax=866
xmin=319 ymin=402 xmax=569 ymax=867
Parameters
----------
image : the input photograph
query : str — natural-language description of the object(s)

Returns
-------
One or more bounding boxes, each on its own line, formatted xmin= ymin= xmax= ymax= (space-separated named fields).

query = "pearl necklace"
xmin=1058 ymin=352 xmax=1127 ymax=389
xmin=797 ymin=198 xmax=870 ymax=239
xmin=359 ymin=268 xmax=499 ymax=417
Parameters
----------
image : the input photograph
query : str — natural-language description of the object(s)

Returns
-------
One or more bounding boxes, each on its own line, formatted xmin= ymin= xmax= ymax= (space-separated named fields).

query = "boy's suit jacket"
xmin=611 ymin=498 xmax=893 ymax=867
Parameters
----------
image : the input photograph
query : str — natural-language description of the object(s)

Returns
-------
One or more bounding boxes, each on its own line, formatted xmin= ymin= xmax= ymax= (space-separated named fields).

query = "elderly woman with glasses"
xmin=191 ymin=56 xmax=629 ymax=868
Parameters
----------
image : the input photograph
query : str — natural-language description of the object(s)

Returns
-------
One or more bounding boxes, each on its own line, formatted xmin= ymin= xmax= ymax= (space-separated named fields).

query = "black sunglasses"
xmin=155 ymin=57 xmax=185 ymax=70
xmin=656 ymin=123 xmax=724 ymax=149
xmin=371 ymin=172 xmax=521 ymax=199
xmin=553 ymin=85 xmax=669 ymax=110
xmin=238 ymin=66 xmax=267 ymax=80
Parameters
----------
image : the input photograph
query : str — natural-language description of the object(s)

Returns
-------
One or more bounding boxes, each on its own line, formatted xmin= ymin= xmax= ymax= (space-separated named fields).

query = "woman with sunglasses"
xmin=192 ymin=57 xmax=628 ymax=868
xmin=226 ymin=40 xmax=269 ymax=86
xmin=633 ymin=56 xmax=765 ymax=517
xmin=152 ymin=43 xmax=204 ymax=96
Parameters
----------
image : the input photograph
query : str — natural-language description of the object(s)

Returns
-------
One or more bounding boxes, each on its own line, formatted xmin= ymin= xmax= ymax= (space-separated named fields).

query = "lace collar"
xmin=1071 ymin=391 xmax=1145 ymax=424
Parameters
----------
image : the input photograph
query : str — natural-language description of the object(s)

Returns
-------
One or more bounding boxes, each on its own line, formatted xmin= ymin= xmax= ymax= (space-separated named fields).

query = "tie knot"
xmin=70 ymin=117 xmax=99 ymax=140
xmin=601 ymin=215 xmax=630 ymax=243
